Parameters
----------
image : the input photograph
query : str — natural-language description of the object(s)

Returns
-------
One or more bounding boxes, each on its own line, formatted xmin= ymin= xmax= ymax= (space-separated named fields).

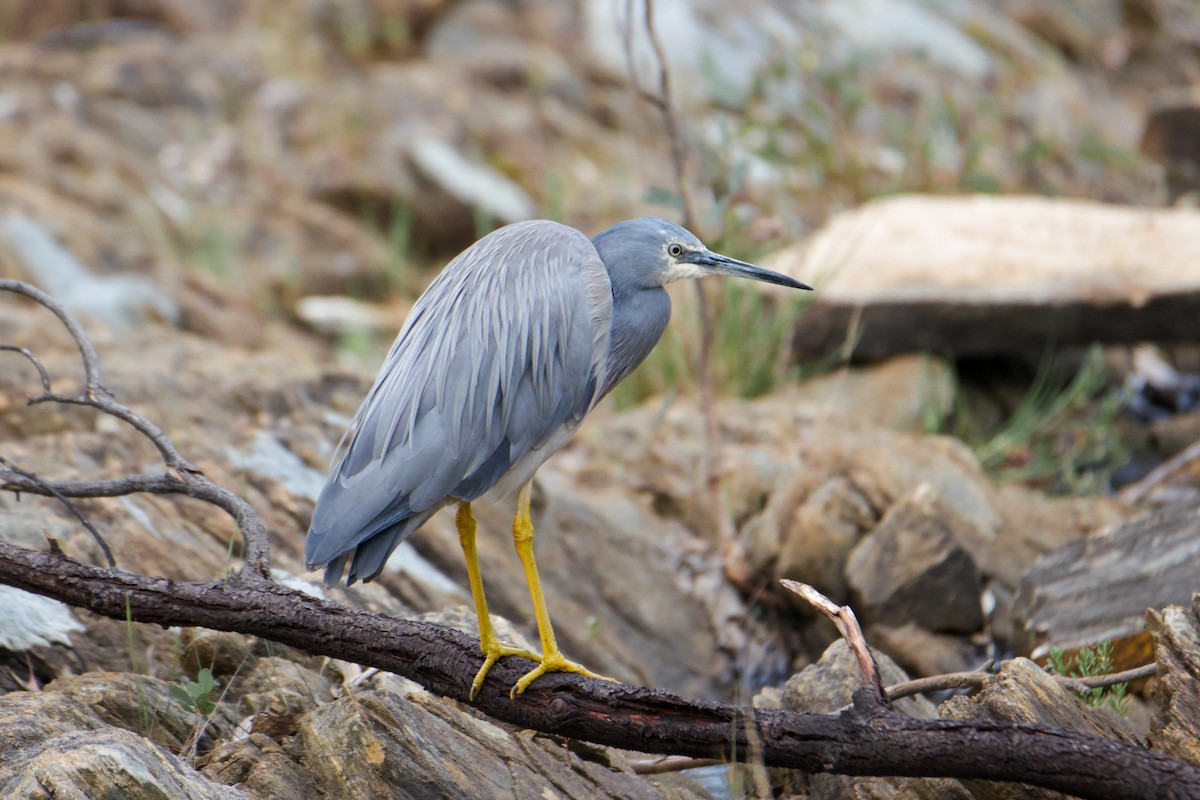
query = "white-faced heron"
xmin=306 ymin=217 xmax=811 ymax=697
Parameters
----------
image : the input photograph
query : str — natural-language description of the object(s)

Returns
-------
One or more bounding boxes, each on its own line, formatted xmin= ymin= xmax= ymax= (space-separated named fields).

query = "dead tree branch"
xmin=0 ymin=278 xmax=271 ymax=579
xmin=0 ymin=541 xmax=1196 ymax=800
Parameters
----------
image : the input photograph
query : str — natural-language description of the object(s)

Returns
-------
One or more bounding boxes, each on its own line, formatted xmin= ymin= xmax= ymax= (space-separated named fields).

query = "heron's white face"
xmin=659 ymin=242 xmax=707 ymax=284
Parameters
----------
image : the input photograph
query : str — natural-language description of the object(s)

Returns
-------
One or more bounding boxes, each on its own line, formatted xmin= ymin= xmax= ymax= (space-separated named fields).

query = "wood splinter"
xmin=780 ymin=579 xmax=887 ymax=708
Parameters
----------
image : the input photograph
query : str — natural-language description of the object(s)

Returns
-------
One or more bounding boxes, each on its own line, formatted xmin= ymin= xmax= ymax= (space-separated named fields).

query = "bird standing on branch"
xmin=306 ymin=217 xmax=811 ymax=698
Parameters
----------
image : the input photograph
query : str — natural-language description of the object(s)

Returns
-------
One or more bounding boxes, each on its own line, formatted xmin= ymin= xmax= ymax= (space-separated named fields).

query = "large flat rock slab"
xmin=770 ymin=195 xmax=1200 ymax=359
xmin=1012 ymin=501 xmax=1200 ymax=667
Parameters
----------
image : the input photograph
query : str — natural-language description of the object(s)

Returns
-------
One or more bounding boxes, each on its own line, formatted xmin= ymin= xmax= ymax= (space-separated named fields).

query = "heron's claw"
xmin=510 ymin=652 xmax=618 ymax=698
xmin=470 ymin=641 xmax=542 ymax=700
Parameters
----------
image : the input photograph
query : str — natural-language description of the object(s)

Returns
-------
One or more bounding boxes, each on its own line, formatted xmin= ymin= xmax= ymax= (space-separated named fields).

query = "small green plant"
xmin=170 ymin=667 xmax=220 ymax=717
xmin=951 ymin=346 xmax=1128 ymax=493
xmin=1047 ymin=641 xmax=1129 ymax=715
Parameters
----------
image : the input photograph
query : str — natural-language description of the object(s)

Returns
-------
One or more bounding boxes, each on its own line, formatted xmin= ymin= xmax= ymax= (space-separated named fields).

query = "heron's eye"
xmin=667 ymin=243 xmax=684 ymax=258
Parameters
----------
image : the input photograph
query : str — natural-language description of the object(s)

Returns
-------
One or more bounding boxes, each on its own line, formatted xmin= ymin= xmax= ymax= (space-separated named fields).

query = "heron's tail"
xmin=309 ymin=507 xmax=435 ymax=586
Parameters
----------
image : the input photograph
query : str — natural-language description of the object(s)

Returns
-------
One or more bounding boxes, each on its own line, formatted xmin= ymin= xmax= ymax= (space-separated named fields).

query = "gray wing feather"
xmin=306 ymin=221 xmax=612 ymax=581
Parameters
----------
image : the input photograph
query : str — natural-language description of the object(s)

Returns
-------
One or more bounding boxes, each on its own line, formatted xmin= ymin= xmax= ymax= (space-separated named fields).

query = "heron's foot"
xmin=470 ymin=641 xmax=543 ymax=701
xmin=510 ymin=651 xmax=618 ymax=698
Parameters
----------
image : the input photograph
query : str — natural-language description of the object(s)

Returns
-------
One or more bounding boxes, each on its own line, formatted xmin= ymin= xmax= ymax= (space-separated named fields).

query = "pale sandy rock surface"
xmin=770 ymin=195 xmax=1200 ymax=358
xmin=775 ymin=195 xmax=1200 ymax=304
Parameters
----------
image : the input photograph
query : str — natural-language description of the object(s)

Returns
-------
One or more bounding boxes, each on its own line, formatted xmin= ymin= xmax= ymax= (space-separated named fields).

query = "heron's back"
xmin=305 ymin=221 xmax=614 ymax=584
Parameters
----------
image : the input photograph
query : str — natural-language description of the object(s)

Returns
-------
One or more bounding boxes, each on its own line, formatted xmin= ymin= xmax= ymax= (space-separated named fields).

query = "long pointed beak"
xmin=684 ymin=251 xmax=812 ymax=291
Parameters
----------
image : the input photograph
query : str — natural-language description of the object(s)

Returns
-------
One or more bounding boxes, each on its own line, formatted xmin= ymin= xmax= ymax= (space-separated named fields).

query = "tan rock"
xmin=1147 ymin=595 xmax=1200 ymax=766
xmin=50 ymin=672 xmax=240 ymax=754
xmin=790 ymin=355 xmax=955 ymax=433
xmin=232 ymin=656 xmax=334 ymax=719
xmin=845 ymin=487 xmax=985 ymax=634
xmin=583 ymin=390 xmax=1114 ymax=615
xmin=1012 ymin=501 xmax=1200 ymax=665
xmin=1151 ymin=412 xmax=1200 ymax=459
xmin=1141 ymin=97 xmax=1200 ymax=202
xmin=0 ymin=691 xmax=108 ymax=764
xmin=940 ymin=658 xmax=1136 ymax=800
xmin=0 ymin=728 xmax=245 ymax=800
xmin=769 ymin=474 xmax=877 ymax=602
xmin=0 ymin=676 xmax=241 ymax=797
xmin=200 ymin=732 xmax=318 ymax=798
xmin=297 ymin=680 xmax=709 ymax=800
xmin=769 ymin=195 xmax=1200 ymax=359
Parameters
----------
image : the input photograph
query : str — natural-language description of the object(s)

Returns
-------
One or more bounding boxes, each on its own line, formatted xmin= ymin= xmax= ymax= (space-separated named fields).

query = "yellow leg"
xmin=456 ymin=502 xmax=541 ymax=700
xmin=509 ymin=482 xmax=616 ymax=697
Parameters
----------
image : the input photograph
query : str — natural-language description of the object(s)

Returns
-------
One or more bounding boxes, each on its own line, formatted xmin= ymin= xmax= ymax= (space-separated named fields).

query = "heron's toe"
xmin=509 ymin=653 xmax=618 ymax=698
xmin=470 ymin=641 xmax=543 ymax=700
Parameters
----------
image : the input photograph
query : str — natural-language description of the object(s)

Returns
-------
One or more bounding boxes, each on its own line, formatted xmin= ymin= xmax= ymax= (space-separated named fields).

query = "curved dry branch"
xmin=0 ymin=344 xmax=52 ymax=393
xmin=1067 ymin=661 xmax=1158 ymax=690
xmin=0 ymin=280 xmax=104 ymax=390
xmin=0 ymin=456 xmax=115 ymax=568
xmin=887 ymin=669 xmax=991 ymax=702
xmin=0 ymin=279 xmax=271 ymax=578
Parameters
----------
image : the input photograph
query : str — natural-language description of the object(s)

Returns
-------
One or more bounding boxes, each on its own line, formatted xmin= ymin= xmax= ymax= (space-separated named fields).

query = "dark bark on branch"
xmin=0 ymin=540 xmax=1196 ymax=800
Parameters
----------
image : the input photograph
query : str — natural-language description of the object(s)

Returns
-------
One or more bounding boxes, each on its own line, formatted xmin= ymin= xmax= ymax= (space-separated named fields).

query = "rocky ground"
xmin=2 ymin=1 xmax=1200 ymax=798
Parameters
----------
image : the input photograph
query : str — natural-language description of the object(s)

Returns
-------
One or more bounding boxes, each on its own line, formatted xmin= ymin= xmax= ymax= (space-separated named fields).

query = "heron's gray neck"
xmin=600 ymin=285 xmax=671 ymax=398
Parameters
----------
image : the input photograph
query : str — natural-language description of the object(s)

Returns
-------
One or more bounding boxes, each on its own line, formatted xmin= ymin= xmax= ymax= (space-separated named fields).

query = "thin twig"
xmin=0 ymin=280 xmax=191 ymax=472
xmin=1120 ymin=439 xmax=1200 ymax=504
xmin=0 ymin=344 xmax=52 ymax=393
xmin=0 ymin=280 xmax=104 ymax=390
xmin=780 ymin=580 xmax=887 ymax=707
xmin=887 ymin=670 xmax=989 ymax=701
xmin=628 ymin=0 xmax=734 ymax=551
xmin=885 ymin=660 xmax=1156 ymax=702
xmin=0 ymin=456 xmax=116 ymax=568
xmin=0 ymin=279 xmax=272 ymax=578
xmin=630 ymin=756 xmax=723 ymax=775
xmin=1061 ymin=662 xmax=1158 ymax=693
xmin=640 ymin=0 xmax=696 ymax=230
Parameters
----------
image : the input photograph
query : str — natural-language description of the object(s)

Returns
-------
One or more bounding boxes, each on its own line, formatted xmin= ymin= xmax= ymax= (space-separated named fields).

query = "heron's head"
xmin=592 ymin=217 xmax=811 ymax=295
